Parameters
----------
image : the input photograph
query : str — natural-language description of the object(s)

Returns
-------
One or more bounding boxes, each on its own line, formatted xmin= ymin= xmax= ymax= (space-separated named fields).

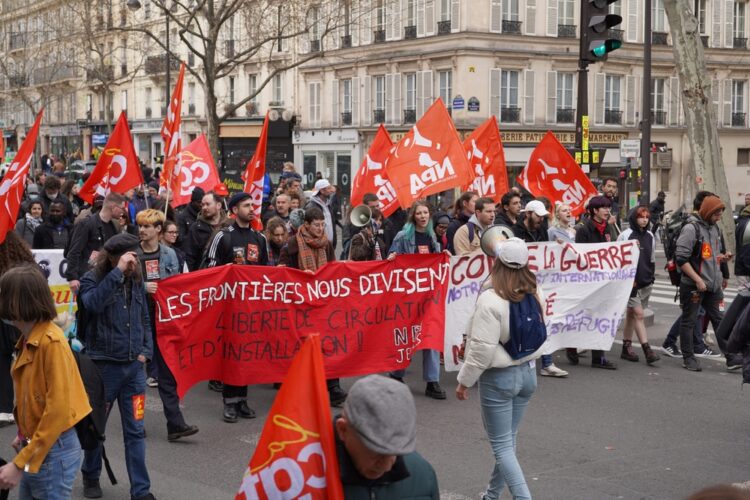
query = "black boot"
xmin=620 ymin=340 xmax=639 ymax=362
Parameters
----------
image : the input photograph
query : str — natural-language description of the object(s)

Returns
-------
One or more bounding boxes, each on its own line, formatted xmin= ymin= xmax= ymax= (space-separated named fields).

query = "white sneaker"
xmin=540 ymin=364 xmax=568 ymax=377
xmin=146 ymin=377 xmax=159 ymax=388
xmin=0 ymin=413 xmax=15 ymax=427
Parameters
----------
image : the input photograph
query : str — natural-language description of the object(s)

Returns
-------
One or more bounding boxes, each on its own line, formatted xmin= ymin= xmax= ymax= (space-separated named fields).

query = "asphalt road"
xmin=1 ymin=248 xmax=748 ymax=500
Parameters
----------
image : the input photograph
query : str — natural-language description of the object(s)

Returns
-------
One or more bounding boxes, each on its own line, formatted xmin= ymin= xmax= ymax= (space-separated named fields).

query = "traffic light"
xmin=581 ymin=0 xmax=622 ymax=63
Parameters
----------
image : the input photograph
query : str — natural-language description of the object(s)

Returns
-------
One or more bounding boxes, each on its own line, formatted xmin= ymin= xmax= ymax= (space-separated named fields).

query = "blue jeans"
xmin=541 ymin=354 xmax=552 ymax=368
xmin=82 ymin=360 xmax=151 ymax=498
xmin=19 ymin=428 xmax=81 ymax=500
xmin=479 ymin=363 xmax=537 ymax=500
xmin=390 ymin=349 xmax=440 ymax=382
xmin=665 ymin=307 xmax=707 ymax=352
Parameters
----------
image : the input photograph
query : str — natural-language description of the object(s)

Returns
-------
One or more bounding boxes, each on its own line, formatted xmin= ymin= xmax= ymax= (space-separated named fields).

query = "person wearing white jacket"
xmin=456 ymin=238 xmax=546 ymax=500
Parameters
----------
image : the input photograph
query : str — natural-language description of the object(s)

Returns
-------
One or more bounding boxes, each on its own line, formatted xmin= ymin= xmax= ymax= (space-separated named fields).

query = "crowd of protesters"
xmin=3 ymin=151 xmax=750 ymax=500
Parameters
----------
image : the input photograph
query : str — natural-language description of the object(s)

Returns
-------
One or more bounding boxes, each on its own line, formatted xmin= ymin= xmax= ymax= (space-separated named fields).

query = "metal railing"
xmin=225 ymin=39 xmax=235 ymax=58
xmin=341 ymin=111 xmax=352 ymax=125
xmin=701 ymin=35 xmax=709 ymax=47
xmin=404 ymin=109 xmax=416 ymax=123
xmin=652 ymin=32 xmax=668 ymax=45
xmin=500 ymin=106 xmax=521 ymax=122
xmin=502 ymin=20 xmax=522 ymax=34
xmin=604 ymin=109 xmax=622 ymax=124
xmin=404 ymin=25 xmax=417 ymax=39
xmin=611 ymin=29 xmax=624 ymax=41
xmin=732 ymin=112 xmax=746 ymax=127
xmin=341 ymin=35 xmax=352 ymax=48
xmin=374 ymin=29 xmax=386 ymax=43
xmin=145 ymin=55 xmax=181 ymax=75
xmin=309 ymin=39 xmax=321 ymax=53
xmin=437 ymin=20 xmax=451 ymax=35
xmin=652 ymin=110 xmax=667 ymax=125
xmin=556 ymin=108 xmax=575 ymax=123
xmin=734 ymin=37 xmax=747 ymax=49
xmin=558 ymin=24 xmax=576 ymax=38
xmin=373 ymin=109 xmax=385 ymax=123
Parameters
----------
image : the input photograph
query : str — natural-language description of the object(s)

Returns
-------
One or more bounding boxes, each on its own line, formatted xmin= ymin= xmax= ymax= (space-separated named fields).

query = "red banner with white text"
xmin=154 ymin=254 xmax=449 ymax=398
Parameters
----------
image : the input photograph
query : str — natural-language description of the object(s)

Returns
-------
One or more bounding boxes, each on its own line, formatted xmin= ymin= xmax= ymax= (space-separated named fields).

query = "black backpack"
xmin=504 ymin=294 xmax=547 ymax=360
xmin=664 ymin=213 xmax=702 ymax=287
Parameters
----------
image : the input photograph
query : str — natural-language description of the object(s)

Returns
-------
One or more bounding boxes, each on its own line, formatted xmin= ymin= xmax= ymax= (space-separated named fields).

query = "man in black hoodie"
xmin=494 ymin=190 xmax=522 ymax=228
xmin=175 ymin=186 xmax=204 ymax=251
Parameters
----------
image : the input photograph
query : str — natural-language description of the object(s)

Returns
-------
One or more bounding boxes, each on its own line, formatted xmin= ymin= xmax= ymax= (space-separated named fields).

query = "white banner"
xmin=31 ymin=249 xmax=73 ymax=313
xmin=444 ymin=241 xmax=640 ymax=371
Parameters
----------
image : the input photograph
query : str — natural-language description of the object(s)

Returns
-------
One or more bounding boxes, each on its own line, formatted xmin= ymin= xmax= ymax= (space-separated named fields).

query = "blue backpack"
xmin=504 ymin=294 xmax=547 ymax=360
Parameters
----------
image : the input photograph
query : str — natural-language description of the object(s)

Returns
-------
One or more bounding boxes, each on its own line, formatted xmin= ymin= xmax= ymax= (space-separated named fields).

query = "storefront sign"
xmin=501 ymin=130 xmax=628 ymax=146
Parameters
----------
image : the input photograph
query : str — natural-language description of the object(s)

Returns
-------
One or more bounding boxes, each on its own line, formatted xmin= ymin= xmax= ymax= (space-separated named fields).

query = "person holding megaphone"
xmin=348 ymin=205 xmax=386 ymax=261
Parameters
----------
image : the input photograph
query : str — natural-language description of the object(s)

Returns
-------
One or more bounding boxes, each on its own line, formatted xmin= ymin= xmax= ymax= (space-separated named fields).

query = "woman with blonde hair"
xmin=547 ymin=202 xmax=576 ymax=243
xmin=456 ymin=238 xmax=546 ymax=500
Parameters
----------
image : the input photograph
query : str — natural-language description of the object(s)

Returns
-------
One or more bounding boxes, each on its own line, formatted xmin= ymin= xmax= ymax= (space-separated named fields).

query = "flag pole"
xmin=144 ymin=184 xmax=150 ymax=209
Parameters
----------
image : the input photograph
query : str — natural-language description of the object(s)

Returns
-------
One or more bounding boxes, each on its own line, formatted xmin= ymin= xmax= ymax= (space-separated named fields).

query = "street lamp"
xmin=127 ymin=0 xmax=172 ymax=115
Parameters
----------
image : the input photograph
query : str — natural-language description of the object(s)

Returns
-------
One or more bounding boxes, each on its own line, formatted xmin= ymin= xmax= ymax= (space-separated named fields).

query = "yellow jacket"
xmin=12 ymin=322 xmax=91 ymax=473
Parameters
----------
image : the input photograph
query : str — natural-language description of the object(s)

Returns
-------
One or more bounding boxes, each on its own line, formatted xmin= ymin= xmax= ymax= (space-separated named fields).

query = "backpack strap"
xmin=468 ymin=223 xmax=475 ymax=244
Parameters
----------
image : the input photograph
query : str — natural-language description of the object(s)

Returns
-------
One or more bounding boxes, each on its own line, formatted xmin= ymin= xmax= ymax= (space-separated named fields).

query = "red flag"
xmin=0 ymin=128 xmax=5 ymax=164
xmin=517 ymin=131 xmax=598 ymax=216
xmin=384 ymin=99 xmax=474 ymax=208
xmin=0 ymin=111 xmax=43 ymax=244
xmin=351 ymin=124 xmax=399 ymax=217
xmin=79 ymin=113 xmax=144 ymax=204
xmin=161 ymin=63 xmax=185 ymax=191
xmin=170 ymin=134 xmax=220 ymax=207
xmin=462 ymin=116 xmax=508 ymax=203
xmin=242 ymin=113 xmax=269 ymax=231
xmin=235 ymin=335 xmax=344 ymax=500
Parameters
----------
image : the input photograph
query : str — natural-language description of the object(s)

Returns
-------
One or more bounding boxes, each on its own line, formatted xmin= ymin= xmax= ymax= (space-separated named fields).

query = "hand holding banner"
xmin=236 ymin=335 xmax=344 ymax=500
xmin=351 ymin=124 xmax=398 ymax=217
xmin=79 ymin=113 xmax=143 ymax=204
xmin=517 ymin=131 xmax=598 ymax=216
xmin=384 ymin=99 xmax=474 ymax=208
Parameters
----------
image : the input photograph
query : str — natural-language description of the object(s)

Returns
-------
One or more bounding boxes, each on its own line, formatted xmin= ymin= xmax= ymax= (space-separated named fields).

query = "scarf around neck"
xmin=296 ymin=225 xmax=329 ymax=271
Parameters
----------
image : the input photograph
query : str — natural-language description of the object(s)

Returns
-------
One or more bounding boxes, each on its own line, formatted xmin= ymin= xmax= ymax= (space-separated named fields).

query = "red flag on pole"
xmin=79 ymin=113 xmax=144 ymax=204
xmin=235 ymin=335 xmax=344 ymax=500
xmin=161 ymin=63 xmax=185 ymax=192
xmin=462 ymin=116 xmax=508 ymax=203
xmin=170 ymin=134 xmax=220 ymax=207
xmin=241 ymin=112 xmax=269 ymax=231
xmin=0 ymin=111 xmax=43 ymax=244
xmin=384 ymin=99 xmax=474 ymax=208
xmin=517 ymin=131 xmax=598 ymax=216
xmin=350 ymin=124 xmax=399 ymax=217
xmin=0 ymin=128 xmax=5 ymax=164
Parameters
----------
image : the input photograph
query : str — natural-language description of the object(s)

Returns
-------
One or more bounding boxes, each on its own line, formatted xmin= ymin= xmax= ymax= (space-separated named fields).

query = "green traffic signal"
xmin=591 ymin=40 xmax=622 ymax=57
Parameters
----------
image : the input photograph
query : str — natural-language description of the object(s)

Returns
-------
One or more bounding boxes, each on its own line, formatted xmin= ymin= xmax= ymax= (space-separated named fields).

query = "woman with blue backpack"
xmin=456 ymin=237 xmax=547 ymax=500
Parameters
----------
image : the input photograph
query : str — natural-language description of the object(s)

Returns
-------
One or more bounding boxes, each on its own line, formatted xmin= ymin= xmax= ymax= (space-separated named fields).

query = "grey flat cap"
xmin=343 ymin=375 xmax=417 ymax=456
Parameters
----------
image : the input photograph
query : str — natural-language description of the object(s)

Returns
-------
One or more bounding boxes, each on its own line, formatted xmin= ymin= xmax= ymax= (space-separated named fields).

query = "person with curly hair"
xmin=0 ymin=232 xmax=37 ymax=427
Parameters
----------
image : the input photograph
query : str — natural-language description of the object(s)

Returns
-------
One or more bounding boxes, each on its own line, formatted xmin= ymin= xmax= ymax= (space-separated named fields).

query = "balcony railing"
xmin=9 ymin=32 xmax=26 ymax=50
xmin=500 ymin=106 xmax=521 ymax=122
xmin=502 ymin=20 xmax=522 ymax=34
xmin=732 ymin=112 xmax=746 ymax=127
xmin=556 ymin=108 xmax=575 ymax=123
xmin=146 ymin=107 xmax=152 ymax=118
xmin=604 ymin=109 xmax=622 ymax=124
xmin=558 ymin=24 xmax=576 ymax=38
xmin=225 ymin=39 xmax=235 ymax=58
xmin=309 ymin=39 xmax=320 ymax=52
xmin=98 ymin=110 xmax=105 ymax=121
xmin=652 ymin=32 xmax=668 ymax=45
xmin=437 ymin=20 xmax=451 ymax=35
xmin=121 ymin=64 xmax=128 ymax=77
xmin=85 ymin=65 xmax=114 ymax=82
xmin=701 ymin=35 xmax=709 ymax=47
xmin=404 ymin=108 xmax=416 ymax=124
xmin=33 ymin=66 xmax=77 ymax=85
xmin=611 ymin=29 xmax=624 ymax=41
xmin=145 ymin=55 xmax=181 ymax=75
xmin=341 ymin=111 xmax=352 ymax=125
xmin=652 ymin=110 xmax=667 ymax=125
xmin=404 ymin=25 xmax=417 ymax=39
xmin=734 ymin=37 xmax=747 ymax=49
xmin=341 ymin=34 xmax=352 ymax=48
xmin=373 ymin=109 xmax=385 ymax=123
xmin=8 ymin=75 xmax=27 ymax=88
xmin=374 ymin=29 xmax=386 ymax=43
xmin=188 ymin=103 xmax=196 ymax=115
xmin=187 ymin=53 xmax=195 ymax=67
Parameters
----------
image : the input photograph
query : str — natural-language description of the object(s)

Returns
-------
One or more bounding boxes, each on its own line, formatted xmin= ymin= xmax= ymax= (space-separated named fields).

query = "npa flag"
xmin=79 ymin=113 xmax=143 ymax=204
xmin=170 ymin=134 xmax=220 ymax=207
xmin=241 ymin=112 xmax=269 ymax=230
xmin=0 ymin=111 xmax=43 ymax=244
xmin=235 ymin=335 xmax=344 ymax=500
xmin=161 ymin=63 xmax=185 ymax=191
xmin=385 ymin=99 xmax=474 ymax=208
xmin=463 ymin=116 xmax=508 ymax=203
xmin=0 ymin=128 xmax=5 ymax=164
xmin=517 ymin=131 xmax=597 ymax=216
xmin=350 ymin=124 xmax=398 ymax=217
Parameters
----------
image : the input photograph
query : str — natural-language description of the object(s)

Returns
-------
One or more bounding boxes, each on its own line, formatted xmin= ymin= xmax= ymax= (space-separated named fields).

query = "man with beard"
xmin=262 ymin=193 xmax=292 ymax=226
xmin=305 ymin=179 xmax=337 ymax=248
xmin=33 ymin=201 xmax=72 ymax=250
xmin=601 ymin=177 xmax=621 ymax=232
xmin=78 ymin=233 xmax=155 ymax=500
xmin=512 ymin=200 xmax=549 ymax=242
xmin=185 ymin=192 xmax=229 ymax=271
xmin=205 ymin=192 xmax=269 ymax=423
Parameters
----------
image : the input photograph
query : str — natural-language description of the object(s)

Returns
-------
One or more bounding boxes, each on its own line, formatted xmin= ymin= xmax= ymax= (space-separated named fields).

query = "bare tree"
xmin=118 ymin=0 xmax=350 ymax=155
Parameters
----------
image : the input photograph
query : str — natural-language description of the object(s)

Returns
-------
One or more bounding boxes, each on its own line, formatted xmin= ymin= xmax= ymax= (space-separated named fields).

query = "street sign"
xmin=619 ymin=139 xmax=640 ymax=158
xmin=468 ymin=97 xmax=480 ymax=112
xmin=452 ymin=95 xmax=465 ymax=110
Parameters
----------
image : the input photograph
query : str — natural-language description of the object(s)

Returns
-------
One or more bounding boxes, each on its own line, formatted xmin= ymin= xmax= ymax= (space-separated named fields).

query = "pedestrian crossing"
xmin=649 ymin=277 xmax=743 ymax=307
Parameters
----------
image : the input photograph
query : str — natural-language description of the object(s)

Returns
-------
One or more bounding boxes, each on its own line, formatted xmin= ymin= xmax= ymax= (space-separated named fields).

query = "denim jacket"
xmin=137 ymin=243 xmax=180 ymax=281
xmin=79 ymin=267 xmax=153 ymax=362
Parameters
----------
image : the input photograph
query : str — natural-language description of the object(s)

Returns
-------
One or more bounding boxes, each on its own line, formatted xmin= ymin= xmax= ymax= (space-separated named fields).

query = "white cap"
xmin=523 ymin=200 xmax=549 ymax=217
xmin=497 ymin=237 xmax=529 ymax=269
xmin=313 ymin=179 xmax=331 ymax=193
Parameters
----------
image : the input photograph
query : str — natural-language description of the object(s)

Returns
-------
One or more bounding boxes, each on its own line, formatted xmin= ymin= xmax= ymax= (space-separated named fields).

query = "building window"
xmin=248 ymin=75 xmax=257 ymax=106
xmin=375 ymin=75 xmax=386 ymax=111
xmin=145 ymin=87 xmax=152 ymax=117
xmin=308 ymin=82 xmax=321 ymax=127
xmin=188 ymin=82 xmax=196 ymax=114
xmin=342 ymin=79 xmax=352 ymax=113
xmin=504 ymin=0 xmax=519 ymax=21
xmin=735 ymin=1 xmax=747 ymax=48
xmin=406 ymin=0 xmax=416 ymax=25
xmin=86 ymin=94 xmax=92 ymax=119
xmin=438 ymin=70 xmax=452 ymax=109
xmin=273 ymin=74 xmax=283 ymax=104
xmin=229 ymin=76 xmax=235 ymax=104
xmin=694 ymin=0 xmax=706 ymax=34
xmin=121 ymin=90 xmax=128 ymax=111
xmin=732 ymin=80 xmax=746 ymax=126
xmin=557 ymin=73 xmax=574 ymax=123
xmin=559 ymin=0 xmax=575 ymax=25
xmin=738 ymin=148 xmax=750 ymax=165
xmin=605 ymin=75 xmax=622 ymax=124
xmin=501 ymin=69 xmax=520 ymax=122
xmin=375 ymin=0 xmax=385 ymax=30
xmin=440 ymin=0 xmax=451 ymax=21
xmin=610 ymin=1 xmax=622 ymax=16
xmin=144 ymin=0 xmax=151 ymax=19
xmin=651 ymin=78 xmax=666 ymax=125
xmin=652 ymin=0 xmax=666 ymax=32
xmin=406 ymin=73 xmax=417 ymax=110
